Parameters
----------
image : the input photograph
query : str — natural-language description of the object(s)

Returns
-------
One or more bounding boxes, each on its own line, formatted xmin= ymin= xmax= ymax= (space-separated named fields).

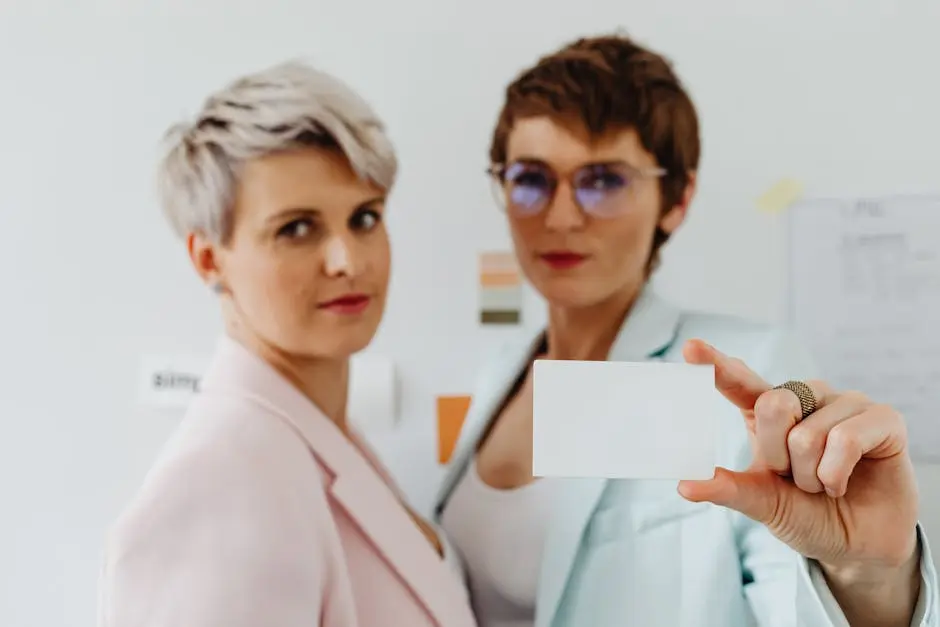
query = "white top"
xmin=440 ymin=458 xmax=555 ymax=627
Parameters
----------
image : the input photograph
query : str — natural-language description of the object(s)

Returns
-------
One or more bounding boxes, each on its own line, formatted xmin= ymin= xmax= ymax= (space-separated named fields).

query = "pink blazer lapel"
xmin=199 ymin=336 xmax=470 ymax=627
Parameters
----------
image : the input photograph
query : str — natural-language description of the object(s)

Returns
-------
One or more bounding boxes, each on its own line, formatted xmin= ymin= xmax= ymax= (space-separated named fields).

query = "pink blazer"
xmin=98 ymin=335 xmax=477 ymax=627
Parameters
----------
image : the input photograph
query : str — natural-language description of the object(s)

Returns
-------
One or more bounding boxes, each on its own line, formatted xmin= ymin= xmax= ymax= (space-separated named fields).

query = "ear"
xmin=186 ymin=232 xmax=224 ymax=288
xmin=659 ymin=171 xmax=697 ymax=235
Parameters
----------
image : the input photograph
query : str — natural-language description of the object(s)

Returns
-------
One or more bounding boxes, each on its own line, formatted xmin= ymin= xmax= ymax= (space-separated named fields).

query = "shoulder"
xmin=675 ymin=308 xmax=779 ymax=357
xmin=475 ymin=332 xmax=537 ymax=382
xmin=460 ymin=332 xmax=536 ymax=427
xmin=99 ymin=418 xmax=333 ymax=626
xmin=105 ymin=394 xmax=333 ymax=575
xmin=673 ymin=308 xmax=819 ymax=382
xmin=431 ymin=332 xmax=538 ymax=513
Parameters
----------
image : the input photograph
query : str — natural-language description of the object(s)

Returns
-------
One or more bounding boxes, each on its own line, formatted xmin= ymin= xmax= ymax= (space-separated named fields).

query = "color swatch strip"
xmin=479 ymin=251 xmax=522 ymax=324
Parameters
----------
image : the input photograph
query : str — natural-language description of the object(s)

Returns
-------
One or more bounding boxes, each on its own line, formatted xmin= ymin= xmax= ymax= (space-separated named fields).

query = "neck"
xmin=546 ymin=284 xmax=642 ymax=361
xmin=224 ymin=317 xmax=350 ymax=432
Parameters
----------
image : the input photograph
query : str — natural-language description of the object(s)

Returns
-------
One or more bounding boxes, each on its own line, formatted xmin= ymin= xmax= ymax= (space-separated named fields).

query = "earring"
xmin=209 ymin=280 xmax=225 ymax=294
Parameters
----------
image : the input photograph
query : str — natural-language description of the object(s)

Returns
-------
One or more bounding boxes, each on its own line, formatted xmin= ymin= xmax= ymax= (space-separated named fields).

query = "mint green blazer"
xmin=434 ymin=287 xmax=938 ymax=626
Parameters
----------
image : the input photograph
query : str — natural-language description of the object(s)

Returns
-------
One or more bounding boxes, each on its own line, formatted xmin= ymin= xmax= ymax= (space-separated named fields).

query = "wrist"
xmin=818 ymin=532 xmax=922 ymax=626
xmin=820 ymin=529 xmax=920 ymax=587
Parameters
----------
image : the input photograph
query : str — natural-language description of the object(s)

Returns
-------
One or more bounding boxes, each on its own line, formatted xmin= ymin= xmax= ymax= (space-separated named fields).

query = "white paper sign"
xmin=137 ymin=353 xmax=209 ymax=409
xmin=788 ymin=195 xmax=940 ymax=462
xmin=347 ymin=354 xmax=398 ymax=431
xmin=532 ymin=359 xmax=721 ymax=480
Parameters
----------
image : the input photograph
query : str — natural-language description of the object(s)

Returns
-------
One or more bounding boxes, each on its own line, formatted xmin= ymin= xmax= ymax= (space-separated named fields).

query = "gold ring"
xmin=773 ymin=380 xmax=818 ymax=421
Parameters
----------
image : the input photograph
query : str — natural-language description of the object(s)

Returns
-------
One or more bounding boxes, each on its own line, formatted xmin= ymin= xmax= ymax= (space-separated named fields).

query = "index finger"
xmin=683 ymin=339 xmax=771 ymax=411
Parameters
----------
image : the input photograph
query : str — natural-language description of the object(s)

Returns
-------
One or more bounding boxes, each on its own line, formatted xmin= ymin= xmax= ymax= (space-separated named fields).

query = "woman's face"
xmin=500 ymin=116 xmax=689 ymax=309
xmin=193 ymin=147 xmax=390 ymax=360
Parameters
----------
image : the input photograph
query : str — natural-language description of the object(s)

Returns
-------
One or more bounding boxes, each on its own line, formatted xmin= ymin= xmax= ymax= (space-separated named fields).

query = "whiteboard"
xmin=787 ymin=195 xmax=940 ymax=463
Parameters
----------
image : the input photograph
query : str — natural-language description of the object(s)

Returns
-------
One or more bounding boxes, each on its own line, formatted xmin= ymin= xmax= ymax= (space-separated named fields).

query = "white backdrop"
xmin=1 ymin=2 xmax=938 ymax=625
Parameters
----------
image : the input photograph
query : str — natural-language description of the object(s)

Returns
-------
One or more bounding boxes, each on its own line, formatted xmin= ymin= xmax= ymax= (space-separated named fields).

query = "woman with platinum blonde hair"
xmin=97 ymin=61 xmax=477 ymax=627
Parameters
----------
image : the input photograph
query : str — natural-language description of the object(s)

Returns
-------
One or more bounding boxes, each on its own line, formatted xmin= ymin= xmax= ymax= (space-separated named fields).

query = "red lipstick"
xmin=540 ymin=251 xmax=587 ymax=269
xmin=318 ymin=293 xmax=371 ymax=315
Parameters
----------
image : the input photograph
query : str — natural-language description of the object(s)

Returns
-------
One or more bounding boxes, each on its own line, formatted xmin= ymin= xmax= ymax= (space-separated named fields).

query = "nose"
xmin=543 ymin=181 xmax=585 ymax=231
xmin=323 ymin=235 xmax=359 ymax=278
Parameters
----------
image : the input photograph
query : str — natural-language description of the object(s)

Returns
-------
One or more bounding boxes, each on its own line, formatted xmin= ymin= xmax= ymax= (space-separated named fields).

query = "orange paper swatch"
xmin=479 ymin=251 xmax=521 ymax=286
xmin=479 ymin=271 xmax=520 ymax=287
xmin=437 ymin=395 xmax=472 ymax=464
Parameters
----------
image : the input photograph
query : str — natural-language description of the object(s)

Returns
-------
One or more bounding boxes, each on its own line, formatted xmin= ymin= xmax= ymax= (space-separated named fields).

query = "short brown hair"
xmin=490 ymin=34 xmax=700 ymax=271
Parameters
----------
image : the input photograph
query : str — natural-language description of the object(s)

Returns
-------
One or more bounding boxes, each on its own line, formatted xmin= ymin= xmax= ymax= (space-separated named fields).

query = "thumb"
xmin=678 ymin=467 xmax=786 ymax=526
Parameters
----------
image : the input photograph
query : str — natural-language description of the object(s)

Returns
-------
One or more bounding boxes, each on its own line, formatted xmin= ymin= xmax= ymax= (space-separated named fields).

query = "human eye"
xmin=276 ymin=218 xmax=315 ymax=239
xmin=583 ymin=166 xmax=627 ymax=190
xmin=350 ymin=207 xmax=382 ymax=232
xmin=511 ymin=167 xmax=550 ymax=189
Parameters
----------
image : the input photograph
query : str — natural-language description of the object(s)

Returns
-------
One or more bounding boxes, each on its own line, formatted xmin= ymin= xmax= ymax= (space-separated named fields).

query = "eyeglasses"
xmin=487 ymin=159 xmax=666 ymax=218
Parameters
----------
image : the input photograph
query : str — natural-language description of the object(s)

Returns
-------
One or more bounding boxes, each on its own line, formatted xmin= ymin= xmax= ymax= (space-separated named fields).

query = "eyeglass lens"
xmin=501 ymin=161 xmax=634 ymax=217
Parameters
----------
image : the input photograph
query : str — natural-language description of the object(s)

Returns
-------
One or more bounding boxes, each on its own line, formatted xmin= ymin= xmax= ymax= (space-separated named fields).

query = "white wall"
xmin=1 ymin=2 xmax=938 ymax=625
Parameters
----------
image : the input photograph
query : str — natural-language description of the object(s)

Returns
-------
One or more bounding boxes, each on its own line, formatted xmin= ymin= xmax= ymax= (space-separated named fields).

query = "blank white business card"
xmin=532 ymin=360 xmax=722 ymax=480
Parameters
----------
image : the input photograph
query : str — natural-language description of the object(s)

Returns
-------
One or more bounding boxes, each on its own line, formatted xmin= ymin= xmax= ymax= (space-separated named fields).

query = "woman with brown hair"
xmin=434 ymin=34 xmax=937 ymax=627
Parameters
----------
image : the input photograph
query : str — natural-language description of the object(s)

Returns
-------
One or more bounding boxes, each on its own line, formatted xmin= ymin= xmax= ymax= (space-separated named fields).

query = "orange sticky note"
xmin=437 ymin=395 xmax=472 ymax=464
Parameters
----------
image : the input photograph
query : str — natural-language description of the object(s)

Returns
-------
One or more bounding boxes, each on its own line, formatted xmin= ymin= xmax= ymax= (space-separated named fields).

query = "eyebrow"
xmin=265 ymin=196 xmax=386 ymax=225
xmin=508 ymin=156 xmax=636 ymax=170
xmin=359 ymin=195 xmax=386 ymax=210
xmin=265 ymin=206 xmax=321 ymax=227
xmin=506 ymin=156 xmax=549 ymax=168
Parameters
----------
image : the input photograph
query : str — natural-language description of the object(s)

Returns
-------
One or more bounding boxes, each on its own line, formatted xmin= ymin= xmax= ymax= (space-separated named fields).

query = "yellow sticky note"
xmin=756 ymin=179 xmax=805 ymax=213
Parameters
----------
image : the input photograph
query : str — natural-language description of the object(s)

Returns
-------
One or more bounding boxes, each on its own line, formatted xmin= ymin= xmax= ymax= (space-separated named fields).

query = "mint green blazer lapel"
xmin=535 ymin=288 xmax=683 ymax=627
xmin=432 ymin=331 xmax=544 ymax=520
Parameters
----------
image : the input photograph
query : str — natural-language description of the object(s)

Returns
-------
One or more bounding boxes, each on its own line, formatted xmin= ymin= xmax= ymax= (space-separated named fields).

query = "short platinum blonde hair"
xmin=157 ymin=60 xmax=397 ymax=242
